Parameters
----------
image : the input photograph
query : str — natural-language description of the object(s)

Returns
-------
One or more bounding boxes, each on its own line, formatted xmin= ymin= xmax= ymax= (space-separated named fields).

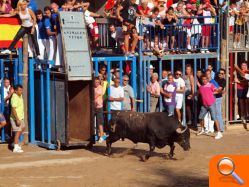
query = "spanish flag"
xmin=0 ymin=17 xmax=22 ymax=48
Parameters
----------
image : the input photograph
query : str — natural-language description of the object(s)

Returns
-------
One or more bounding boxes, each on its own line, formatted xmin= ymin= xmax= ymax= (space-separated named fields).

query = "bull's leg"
xmin=169 ymin=143 xmax=175 ymax=159
xmin=142 ymin=144 xmax=155 ymax=162
xmin=106 ymin=138 xmax=112 ymax=155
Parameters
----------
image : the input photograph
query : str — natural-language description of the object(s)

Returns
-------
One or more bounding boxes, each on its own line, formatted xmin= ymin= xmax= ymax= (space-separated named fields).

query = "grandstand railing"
xmin=97 ymin=16 xmax=220 ymax=54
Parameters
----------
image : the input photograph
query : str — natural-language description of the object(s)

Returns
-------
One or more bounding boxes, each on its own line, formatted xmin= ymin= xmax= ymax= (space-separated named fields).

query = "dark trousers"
xmin=9 ymin=26 xmax=40 ymax=56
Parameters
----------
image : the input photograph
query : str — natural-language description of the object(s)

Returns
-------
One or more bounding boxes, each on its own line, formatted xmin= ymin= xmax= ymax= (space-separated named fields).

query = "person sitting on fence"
xmin=109 ymin=24 xmax=125 ymax=54
xmin=174 ymin=70 xmax=185 ymax=123
xmin=197 ymin=0 xmax=216 ymax=54
xmin=109 ymin=77 xmax=124 ymax=111
xmin=161 ymin=7 xmax=178 ymax=54
xmin=94 ymin=77 xmax=108 ymax=143
xmin=10 ymin=84 xmax=25 ymax=153
xmin=161 ymin=73 xmax=177 ymax=116
xmin=147 ymin=72 xmax=160 ymax=112
xmin=116 ymin=0 xmax=139 ymax=57
xmin=123 ymin=75 xmax=136 ymax=111
xmin=157 ymin=0 xmax=167 ymax=18
xmin=197 ymin=75 xmax=223 ymax=140
xmin=0 ymin=0 xmax=40 ymax=56
xmin=83 ymin=4 xmax=102 ymax=53
xmin=0 ymin=0 xmax=13 ymax=14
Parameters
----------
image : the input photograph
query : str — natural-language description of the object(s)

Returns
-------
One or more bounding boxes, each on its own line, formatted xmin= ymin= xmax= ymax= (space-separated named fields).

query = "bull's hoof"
xmin=141 ymin=154 xmax=150 ymax=162
xmin=169 ymin=153 xmax=174 ymax=159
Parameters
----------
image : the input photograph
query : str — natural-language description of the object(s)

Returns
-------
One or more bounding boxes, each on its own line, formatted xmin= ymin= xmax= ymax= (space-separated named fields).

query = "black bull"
xmin=106 ymin=111 xmax=191 ymax=161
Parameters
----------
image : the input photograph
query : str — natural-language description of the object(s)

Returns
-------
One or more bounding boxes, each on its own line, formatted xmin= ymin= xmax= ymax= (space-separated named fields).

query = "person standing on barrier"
xmin=147 ymin=73 xmax=160 ymax=112
xmin=94 ymin=77 xmax=107 ymax=143
xmin=214 ymin=68 xmax=226 ymax=132
xmin=44 ymin=6 xmax=57 ymax=62
xmin=161 ymin=73 xmax=177 ymax=116
xmin=0 ymin=0 xmax=40 ymax=56
xmin=109 ymin=77 xmax=124 ymax=112
xmin=197 ymin=75 xmax=223 ymax=139
xmin=116 ymin=0 xmax=139 ymax=56
xmin=123 ymin=75 xmax=136 ymax=111
xmin=10 ymin=85 xmax=25 ymax=153
xmin=174 ymin=70 xmax=185 ymax=123
xmin=197 ymin=0 xmax=216 ymax=54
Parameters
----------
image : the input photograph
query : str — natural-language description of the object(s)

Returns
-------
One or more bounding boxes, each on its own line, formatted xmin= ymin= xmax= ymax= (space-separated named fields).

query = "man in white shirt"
xmin=174 ymin=70 xmax=185 ymax=123
xmin=109 ymin=77 xmax=124 ymax=111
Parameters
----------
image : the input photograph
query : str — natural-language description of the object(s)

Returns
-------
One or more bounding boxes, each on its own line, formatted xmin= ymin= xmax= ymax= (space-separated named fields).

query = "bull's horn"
xmin=176 ymin=126 xmax=188 ymax=134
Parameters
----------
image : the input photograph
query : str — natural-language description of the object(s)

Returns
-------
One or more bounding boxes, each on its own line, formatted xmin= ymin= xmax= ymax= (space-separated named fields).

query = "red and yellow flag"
xmin=0 ymin=17 xmax=22 ymax=48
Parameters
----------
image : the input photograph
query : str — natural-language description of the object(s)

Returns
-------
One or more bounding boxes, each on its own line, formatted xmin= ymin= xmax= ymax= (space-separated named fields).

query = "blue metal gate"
xmin=0 ymin=49 xmax=23 ymax=143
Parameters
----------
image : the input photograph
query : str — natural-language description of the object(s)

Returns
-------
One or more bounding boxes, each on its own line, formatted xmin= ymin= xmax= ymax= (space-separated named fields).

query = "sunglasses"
xmin=123 ymin=79 xmax=129 ymax=81
xmin=175 ymin=73 xmax=182 ymax=76
xmin=219 ymin=72 xmax=224 ymax=75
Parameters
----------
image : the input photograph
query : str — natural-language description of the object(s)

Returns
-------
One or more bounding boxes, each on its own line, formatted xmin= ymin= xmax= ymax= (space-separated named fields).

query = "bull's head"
xmin=109 ymin=119 xmax=117 ymax=133
xmin=175 ymin=126 xmax=191 ymax=151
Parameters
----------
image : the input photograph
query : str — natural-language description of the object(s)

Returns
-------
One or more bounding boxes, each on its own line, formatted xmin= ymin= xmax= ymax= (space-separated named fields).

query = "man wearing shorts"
xmin=10 ymin=85 xmax=25 ymax=153
xmin=174 ymin=70 xmax=185 ymax=123
xmin=197 ymin=75 xmax=223 ymax=139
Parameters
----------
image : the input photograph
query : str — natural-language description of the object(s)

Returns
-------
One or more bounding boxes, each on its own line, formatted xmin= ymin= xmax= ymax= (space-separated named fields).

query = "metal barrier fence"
xmin=97 ymin=16 xmax=220 ymax=53
xmin=138 ymin=54 xmax=220 ymax=126
xmin=140 ymin=16 xmax=219 ymax=53
xmin=28 ymin=59 xmax=55 ymax=149
xmin=92 ymin=56 xmax=137 ymax=111
xmin=0 ymin=48 xmax=23 ymax=143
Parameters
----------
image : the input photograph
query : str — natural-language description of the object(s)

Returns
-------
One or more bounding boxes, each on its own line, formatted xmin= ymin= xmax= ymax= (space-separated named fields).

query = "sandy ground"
xmin=0 ymin=125 xmax=248 ymax=187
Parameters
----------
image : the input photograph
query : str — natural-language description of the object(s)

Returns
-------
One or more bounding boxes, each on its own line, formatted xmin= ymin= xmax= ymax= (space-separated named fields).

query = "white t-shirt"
xmin=110 ymin=85 xmax=124 ymax=110
xmin=174 ymin=77 xmax=185 ymax=97
xmin=84 ymin=10 xmax=95 ymax=25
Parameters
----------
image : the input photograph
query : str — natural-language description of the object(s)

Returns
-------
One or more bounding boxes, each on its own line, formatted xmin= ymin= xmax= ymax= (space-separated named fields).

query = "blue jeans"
xmin=216 ymin=97 xmax=224 ymax=132
xmin=167 ymin=105 xmax=175 ymax=116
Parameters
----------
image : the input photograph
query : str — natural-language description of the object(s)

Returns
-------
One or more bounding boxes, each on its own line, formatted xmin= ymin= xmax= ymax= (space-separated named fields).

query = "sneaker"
xmin=187 ymin=45 xmax=191 ymax=50
xmin=201 ymin=49 xmax=205 ymax=54
xmin=197 ymin=129 xmax=205 ymax=136
xmin=98 ymin=134 xmax=108 ymax=143
xmin=98 ymin=137 xmax=104 ymax=144
xmin=215 ymin=132 xmax=223 ymax=140
xmin=205 ymin=50 xmax=210 ymax=53
xmin=1 ymin=49 xmax=11 ymax=55
xmin=13 ymin=147 xmax=24 ymax=153
xmin=246 ymin=44 xmax=249 ymax=49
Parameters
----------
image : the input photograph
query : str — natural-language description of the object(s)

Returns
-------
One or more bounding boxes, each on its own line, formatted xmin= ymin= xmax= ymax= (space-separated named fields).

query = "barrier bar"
xmin=40 ymin=70 xmax=45 ymax=142
xmin=29 ymin=59 xmax=35 ymax=143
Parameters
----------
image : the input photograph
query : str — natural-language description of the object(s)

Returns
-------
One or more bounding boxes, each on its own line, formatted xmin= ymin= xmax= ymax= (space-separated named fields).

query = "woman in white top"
xmin=0 ymin=0 xmax=39 ymax=56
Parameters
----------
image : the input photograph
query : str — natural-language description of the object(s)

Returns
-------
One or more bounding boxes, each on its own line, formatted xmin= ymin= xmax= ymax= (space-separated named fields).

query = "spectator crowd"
xmin=0 ymin=0 xmax=248 ymax=149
